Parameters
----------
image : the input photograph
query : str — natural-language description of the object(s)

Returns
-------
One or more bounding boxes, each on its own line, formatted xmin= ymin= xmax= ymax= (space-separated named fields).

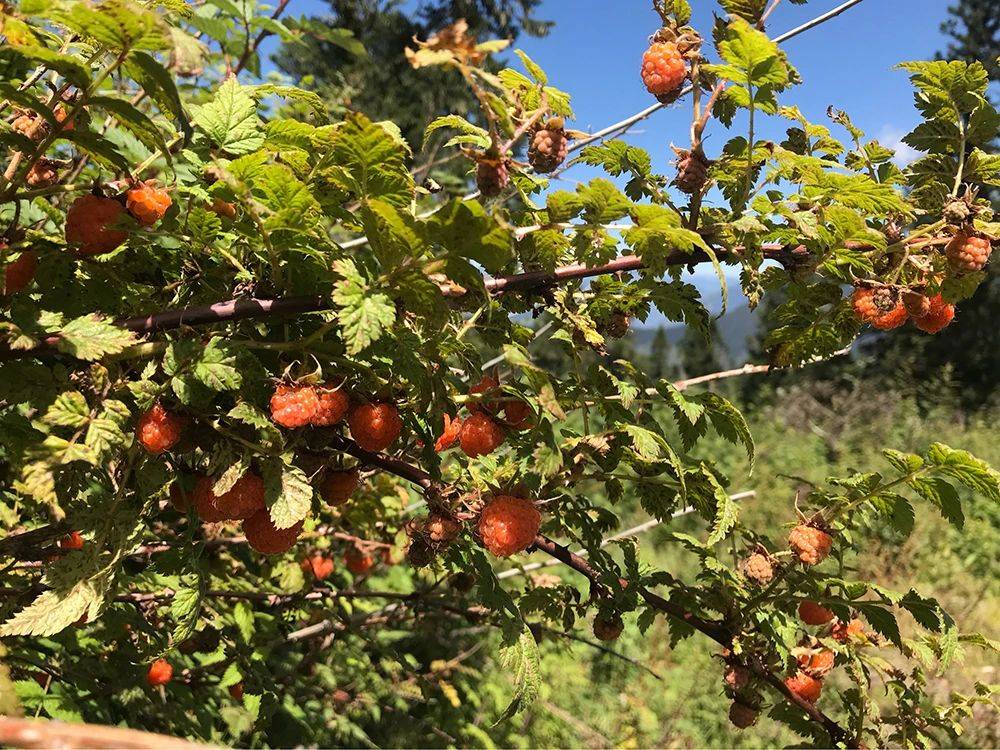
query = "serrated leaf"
xmin=42 ymin=391 xmax=89 ymax=428
xmin=56 ymin=315 xmax=137 ymax=361
xmin=495 ymin=624 xmax=541 ymax=722
xmin=193 ymin=339 xmax=242 ymax=391
xmin=171 ymin=585 xmax=202 ymax=644
xmin=262 ymin=457 xmax=313 ymax=529
xmin=192 ymin=77 xmax=264 ymax=156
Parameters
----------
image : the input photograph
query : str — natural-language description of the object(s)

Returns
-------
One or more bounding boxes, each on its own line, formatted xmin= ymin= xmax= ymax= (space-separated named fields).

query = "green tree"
xmin=680 ymin=318 xmax=727 ymax=378
xmin=939 ymin=0 xmax=1000 ymax=83
xmin=649 ymin=325 xmax=676 ymax=380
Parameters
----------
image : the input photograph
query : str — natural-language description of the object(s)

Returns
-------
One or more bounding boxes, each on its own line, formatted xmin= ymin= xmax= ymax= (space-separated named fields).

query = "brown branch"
xmin=0 ymin=717 xmax=208 ymax=749
xmin=232 ymin=0 xmax=292 ymax=76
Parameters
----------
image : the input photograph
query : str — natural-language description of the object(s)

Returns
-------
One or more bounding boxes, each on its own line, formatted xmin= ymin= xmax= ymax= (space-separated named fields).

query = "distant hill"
xmin=632 ymin=302 xmax=760 ymax=364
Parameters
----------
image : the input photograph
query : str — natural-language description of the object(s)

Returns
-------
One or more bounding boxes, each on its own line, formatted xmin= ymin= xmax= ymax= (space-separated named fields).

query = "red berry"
xmin=831 ymin=617 xmax=866 ymax=644
xmin=478 ymin=495 xmax=540 ymax=558
xmin=784 ymin=670 xmax=822 ymax=704
xmin=229 ymin=682 xmax=244 ymax=700
xmin=459 ymin=412 xmax=505 ymax=457
xmin=244 ymin=509 xmax=303 ymax=555
xmin=945 ymin=233 xmax=992 ymax=273
xmin=58 ymin=531 xmax=84 ymax=550
xmin=798 ymin=600 xmax=835 ymax=626
xmin=136 ymin=403 xmax=184 ymax=454
xmin=321 ymin=468 xmax=360 ymax=506
xmin=125 ymin=182 xmax=172 ymax=227
xmin=729 ymin=700 xmax=759 ymax=729
xmin=434 ymin=413 xmax=463 ymax=452
xmin=789 ymin=524 xmax=833 ymax=566
xmin=194 ymin=473 xmax=265 ymax=522
xmin=311 ymin=384 xmax=350 ymax=426
xmin=468 ymin=375 xmax=501 ymax=415
xmin=344 ymin=547 xmax=375 ymax=575
xmin=742 ymin=552 xmax=774 ymax=585
xmin=146 ymin=659 xmax=173 ymax=687
xmin=301 ymin=554 xmax=335 ymax=580
xmin=641 ymin=41 xmax=687 ymax=99
xmin=501 ymin=399 xmax=534 ymax=431
xmin=797 ymin=649 xmax=835 ymax=678
xmin=270 ymin=384 xmax=320 ymax=428
xmin=3 ymin=249 xmax=38 ymax=295
xmin=851 ymin=287 xmax=907 ymax=330
xmin=65 ymin=195 xmax=128 ymax=256
xmin=348 ymin=402 xmax=402 ymax=453
xmin=332 ymin=688 xmax=351 ymax=707
xmin=912 ymin=294 xmax=955 ymax=334
xmin=593 ymin=614 xmax=624 ymax=642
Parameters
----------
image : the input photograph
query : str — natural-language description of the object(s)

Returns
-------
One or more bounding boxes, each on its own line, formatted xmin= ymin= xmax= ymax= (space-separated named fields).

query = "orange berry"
xmin=832 ymin=617 xmax=866 ymax=644
xmin=798 ymin=600 xmax=835 ymax=626
xmin=301 ymin=554 xmax=335 ymax=580
xmin=209 ymin=197 xmax=237 ymax=219
xmin=912 ymin=294 xmax=955 ymax=334
xmin=344 ymin=547 xmax=375 ymax=575
xmin=65 ymin=195 xmax=128 ymax=256
xmin=348 ymin=402 xmax=402 ymax=453
xmin=193 ymin=473 xmax=266 ymax=522
xmin=311 ymin=384 xmax=350 ymax=426
xmin=789 ymin=524 xmax=833 ymax=566
xmin=641 ymin=41 xmax=687 ymax=99
xmin=478 ymin=495 xmax=540 ymax=558
xmin=784 ymin=670 xmax=822 ymax=704
xmin=270 ymin=384 xmax=320 ymax=428
xmin=26 ymin=159 xmax=58 ymax=188
xmin=945 ymin=233 xmax=992 ymax=273
xmin=434 ymin=413 xmax=463 ymax=452
xmin=125 ymin=182 xmax=172 ymax=227
xmin=136 ymin=403 xmax=184 ymax=454
xmin=3 ymin=249 xmax=38 ymax=295
xmin=902 ymin=291 xmax=932 ymax=318
xmin=851 ymin=287 xmax=907 ymax=330
xmin=146 ymin=659 xmax=173 ymax=687
xmin=58 ymin=531 xmax=84 ymax=550
xmin=244 ymin=509 xmax=303 ymax=555
xmin=321 ymin=468 xmax=360 ymax=506
xmin=742 ymin=552 xmax=774 ymax=585
xmin=797 ymin=649 xmax=835 ymax=678
xmin=459 ymin=412 xmax=505 ymax=457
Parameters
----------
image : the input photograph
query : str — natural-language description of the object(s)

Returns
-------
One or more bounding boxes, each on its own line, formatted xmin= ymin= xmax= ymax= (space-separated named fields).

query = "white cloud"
xmin=877 ymin=124 xmax=921 ymax=168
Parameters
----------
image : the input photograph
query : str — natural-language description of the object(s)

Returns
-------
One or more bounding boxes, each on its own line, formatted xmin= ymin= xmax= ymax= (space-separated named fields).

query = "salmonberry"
xmin=641 ymin=41 xmax=687 ymax=100
xmin=209 ymin=197 xmax=237 ymax=219
xmin=476 ymin=156 xmax=509 ymax=198
xmin=789 ymin=524 xmax=833 ymax=566
xmin=797 ymin=648 xmax=835 ymax=678
xmin=459 ymin=412 xmax=506 ymax=457
xmin=851 ymin=287 xmax=907 ymax=330
xmin=270 ymin=383 xmax=320 ymax=428
xmin=146 ymin=659 xmax=173 ymax=687
xmin=528 ymin=118 xmax=569 ymax=174
xmin=312 ymin=384 xmax=350 ymax=426
xmin=729 ymin=700 xmax=759 ymax=729
xmin=723 ymin=663 xmax=750 ymax=691
xmin=501 ymin=399 xmax=534 ymax=431
xmin=426 ymin=513 xmax=462 ymax=544
xmin=3 ymin=249 xmax=38 ymax=295
xmin=434 ymin=413 xmax=463 ymax=451
xmin=593 ymin=613 xmax=624 ymax=642
xmin=244 ymin=509 xmax=303 ymax=555
xmin=673 ymin=148 xmax=710 ymax=195
xmin=345 ymin=547 xmax=375 ymax=575
xmin=65 ymin=194 xmax=128 ymax=256
xmin=26 ymin=159 xmax=59 ymax=188
xmin=469 ymin=375 xmax=501 ymax=415
xmin=946 ymin=233 xmax=992 ymax=273
xmin=194 ymin=473 xmax=265 ymax=522
xmin=912 ymin=294 xmax=956 ymax=334
xmin=348 ymin=402 xmax=402 ymax=452
xmin=332 ymin=688 xmax=352 ymax=707
xmin=784 ymin=670 xmax=822 ymax=704
xmin=742 ymin=552 xmax=774 ymax=585
xmin=902 ymin=291 xmax=932 ymax=318
xmin=125 ymin=182 xmax=172 ymax=227
xmin=832 ymin=617 xmax=866 ymax=644
xmin=798 ymin=600 xmax=835 ymax=626
xmin=478 ymin=495 xmax=541 ymax=558
xmin=229 ymin=682 xmax=244 ymax=700
xmin=300 ymin=554 xmax=335 ymax=581
xmin=136 ymin=403 xmax=184 ymax=454
xmin=321 ymin=468 xmax=360 ymax=506
xmin=58 ymin=531 xmax=84 ymax=550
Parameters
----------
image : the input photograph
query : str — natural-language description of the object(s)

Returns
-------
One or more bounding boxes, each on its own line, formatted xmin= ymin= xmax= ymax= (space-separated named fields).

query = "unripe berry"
xmin=729 ymin=700 xmax=759 ymax=729
xmin=229 ymin=682 xmax=244 ymax=700
xmin=742 ymin=552 xmax=774 ymax=585
xmin=528 ymin=120 xmax=569 ymax=174
xmin=945 ymin=233 xmax=992 ymax=273
xmin=146 ymin=659 xmax=173 ymax=687
xmin=459 ymin=412 xmax=505 ymax=457
xmin=194 ymin=473 xmax=266 ymax=522
xmin=593 ymin=613 xmax=624 ymax=642
xmin=321 ymin=468 xmax=360 ymax=506
xmin=3 ymin=249 xmax=38 ymax=295
xmin=125 ymin=182 xmax=172 ymax=227
xmin=723 ymin=662 xmax=750 ymax=691
xmin=244 ymin=509 xmax=303 ymax=555
xmin=425 ymin=513 xmax=461 ymax=544
xmin=784 ymin=670 xmax=822 ymax=704
xmin=798 ymin=600 xmax=835 ymax=626
xmin=641 ymin=41 xmax=687 ymax=100
xmin=789 ymin=524 xmax=833 ymax=566
xmin=476 ymin=157 xmax=509 ymax=198
xmin=344 ymin=547 xmax=375 ymax=575
xmin=478 ymin=495 xmax=541 ymax=557
xmin=65 ymin=195 xmax=128 ymax=256
xmin=912 ymin=294 xmax=955 ymax=334
xmin=136 ymin=403 xmax=184 ymax=454
xmin=902 ymin=291 xmax=932 ymax=318
xmin=209 ymin=197 xmax=237 ymax=218
xmin=270 ymin=383 xmax=320 ymax=428
xmin=348 ymin=402 xmax=402 ymax=453
xmin=674 ymin=148 xmax=710 ymax=195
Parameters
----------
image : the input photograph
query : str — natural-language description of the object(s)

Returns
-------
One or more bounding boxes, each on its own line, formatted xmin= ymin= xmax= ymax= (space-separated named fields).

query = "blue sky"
xmin=265 ymin=1 xmax=955 ymax=315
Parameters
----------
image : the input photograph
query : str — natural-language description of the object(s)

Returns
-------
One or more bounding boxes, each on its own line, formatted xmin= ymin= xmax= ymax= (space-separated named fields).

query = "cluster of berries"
xmin=64 ymin=182 xmax=172 ymax=256
xmin=742 ymin=520 xmax=834 ymax=584
xmin=720 ymin=653 xmax=762 ymax=728
xmin=270 ymin=382 xmax=403 ymax=454
xmin=300 ymin=544 xmax=382 ymax=580
xmin=434 ymin=376 xmax=534 ymax=459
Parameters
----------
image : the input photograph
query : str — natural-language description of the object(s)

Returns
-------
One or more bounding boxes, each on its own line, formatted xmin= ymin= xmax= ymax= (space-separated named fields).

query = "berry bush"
xmin=0 ymin=0 xmax=997 ymax=746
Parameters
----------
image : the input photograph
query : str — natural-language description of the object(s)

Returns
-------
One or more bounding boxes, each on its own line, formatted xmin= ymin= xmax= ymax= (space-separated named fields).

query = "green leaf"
xmin=495 ymin=624 xmax=541 ymax=722
xmin=703 ymin=393 xmax=755 ymax=471
xmin=42 ymin=391 xmax=89 ymax=428
xmin=61 ymin=0 xmax=170 ymax=52
xmin=125 ymin=51 xmax=192 ymax=140
xmin=705 ymin=472 xmax=738 ymax=545
xmin=262 ymin=457 xmax=314 ymax=530
xmin=325 ymin=113 xmax=413 ymax=206
xmin=192 ymin=339 xmax=242 ymax=392
xmin=192 ymin=77 xmax=264 ymax=156
xmin=89 ymin=95 xmax=171 ymax=164
xmin=3 ymin=45 xmax=90 ymax=88
xmin=332 ymin=260 xmax=396 ymax=355
xmin=56 ymin=315 xmax=137 ymax=361
xmin=170 ymin=585 xmax=202 ymax=644
xmin=61 ymin=130 xmax=132 ymax=172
